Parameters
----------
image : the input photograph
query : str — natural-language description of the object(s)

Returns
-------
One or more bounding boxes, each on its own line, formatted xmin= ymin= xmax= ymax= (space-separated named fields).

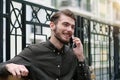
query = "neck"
xmin=49 ymin=35 xmax=64 ymax=50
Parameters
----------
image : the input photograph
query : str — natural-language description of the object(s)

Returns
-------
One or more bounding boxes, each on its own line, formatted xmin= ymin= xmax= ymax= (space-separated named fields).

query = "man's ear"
xmin=50 ymin=22 xmax=55 ymax=31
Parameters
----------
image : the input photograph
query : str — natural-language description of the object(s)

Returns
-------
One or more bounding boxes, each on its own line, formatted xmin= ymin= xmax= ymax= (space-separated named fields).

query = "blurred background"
xmin=26 ymin=0 xmax=120 ymax=26
xmin=0 ymin=0 xmax=120 ymax=80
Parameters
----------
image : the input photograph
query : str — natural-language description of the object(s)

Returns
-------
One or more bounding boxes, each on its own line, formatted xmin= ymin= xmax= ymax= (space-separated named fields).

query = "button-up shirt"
xmin=0 ymin=40 xmax=91 ymax=80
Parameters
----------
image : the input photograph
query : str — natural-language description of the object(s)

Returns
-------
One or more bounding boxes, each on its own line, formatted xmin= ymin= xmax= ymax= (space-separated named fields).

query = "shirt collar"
xmin=46 ymin=40 xmax=65 ymax=54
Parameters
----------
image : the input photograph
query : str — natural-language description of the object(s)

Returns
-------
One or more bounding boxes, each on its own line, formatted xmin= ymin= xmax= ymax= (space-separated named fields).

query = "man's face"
xmin=52 ymin=14 xmax=75 ymax=44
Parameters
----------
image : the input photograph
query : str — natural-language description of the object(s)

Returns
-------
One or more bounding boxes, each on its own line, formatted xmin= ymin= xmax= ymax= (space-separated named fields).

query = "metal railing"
xmin=0 ymin=0 xmax=120 ymax=80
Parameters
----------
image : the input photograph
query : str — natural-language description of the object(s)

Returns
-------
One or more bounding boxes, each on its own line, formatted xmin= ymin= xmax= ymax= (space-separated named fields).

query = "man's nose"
xmin=67 ymin=26 xmax=73 ymax=31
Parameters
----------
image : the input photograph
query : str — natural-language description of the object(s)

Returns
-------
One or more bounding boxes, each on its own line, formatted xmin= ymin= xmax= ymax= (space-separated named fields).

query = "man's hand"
xmin=72 ymin=37 xmax=85 ymax=61
xmin=5 ymin=63 xmax=29 ymax=78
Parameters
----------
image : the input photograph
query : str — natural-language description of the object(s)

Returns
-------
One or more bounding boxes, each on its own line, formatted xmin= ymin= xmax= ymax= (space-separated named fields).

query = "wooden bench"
xmin=0 ymin=74 xmax=96 ymax=80
xmin=0 ymin=70 xmax=95 ymax=80
xmin=0 ymin=75 xmax=29 ymax=80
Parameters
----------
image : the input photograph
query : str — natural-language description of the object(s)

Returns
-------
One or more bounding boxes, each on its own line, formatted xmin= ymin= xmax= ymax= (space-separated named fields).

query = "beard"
xmin=53 ymin=26 xmax=70 ymax=44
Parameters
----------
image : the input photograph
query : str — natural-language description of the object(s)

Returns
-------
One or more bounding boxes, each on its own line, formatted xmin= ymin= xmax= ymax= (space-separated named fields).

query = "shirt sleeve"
xmin=0 ymin=45 xmax=33 ymax=77
xmin=73 ymin=61 xmax=91 ymax=80
xmin=0 ymin=63 xmax=10 ymax=77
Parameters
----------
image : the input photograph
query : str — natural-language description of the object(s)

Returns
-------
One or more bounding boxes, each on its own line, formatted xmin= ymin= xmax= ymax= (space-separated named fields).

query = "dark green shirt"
xmin=0 ymin=40 xmax=91 ymax=80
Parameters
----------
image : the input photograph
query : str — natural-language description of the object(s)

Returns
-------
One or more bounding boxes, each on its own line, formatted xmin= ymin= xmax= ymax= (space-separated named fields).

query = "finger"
xmin=73 ymin=37 xmax=80 ymax=42
xmin=19 ymin=66 xmax=29 ymax=76
xmin=20 ymin=68 xmax=29 ymax=76
xmin=73 ymin=39 xmax=81 ymax=47
xmin=10 ymin=70 xmax=17 ymax=77
xmin=74 ymin=37 xmax=82 ymax=43
xmin=15 ymin=69 xmax=21 ymax=78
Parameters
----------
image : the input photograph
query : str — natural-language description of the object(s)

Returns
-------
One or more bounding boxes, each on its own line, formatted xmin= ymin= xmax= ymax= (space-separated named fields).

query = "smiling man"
xmin=0 ymin=9 xmax=91 ymax=80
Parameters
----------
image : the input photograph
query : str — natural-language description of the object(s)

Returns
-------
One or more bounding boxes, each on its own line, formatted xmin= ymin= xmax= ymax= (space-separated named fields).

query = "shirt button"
xmin=57 ymin=65 xmax=60 ymax=68
xmin=56 ymin=78 xmax=59 ymax=80
xmin=53 ymin=50 xmax=56 ymax=52
xmin=79 ymin=64 xmax=81 ymax=66
xmin=58 ymin=52 xmax=60 ymax=55
xmin=85 ymin=73 xmax=87 ymax=76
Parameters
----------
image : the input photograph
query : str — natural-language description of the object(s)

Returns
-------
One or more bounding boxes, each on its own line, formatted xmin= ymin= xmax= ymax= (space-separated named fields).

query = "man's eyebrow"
xmin=63 ymin=22 xmax=75 ymax=25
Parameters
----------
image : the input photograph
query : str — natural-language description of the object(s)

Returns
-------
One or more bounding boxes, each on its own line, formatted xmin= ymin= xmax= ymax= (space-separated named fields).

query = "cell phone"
xmin=70 ymin=37 xmax=76 ymax=48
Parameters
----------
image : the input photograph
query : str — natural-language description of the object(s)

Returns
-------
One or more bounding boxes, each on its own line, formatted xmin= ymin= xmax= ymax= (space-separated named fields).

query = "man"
xmin=0 ymin=9 xmax=91 ymax=80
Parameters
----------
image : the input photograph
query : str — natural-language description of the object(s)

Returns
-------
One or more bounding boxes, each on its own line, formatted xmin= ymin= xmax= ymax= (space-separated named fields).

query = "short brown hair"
xmin=50 ymin=9 xmax=76 ymax=24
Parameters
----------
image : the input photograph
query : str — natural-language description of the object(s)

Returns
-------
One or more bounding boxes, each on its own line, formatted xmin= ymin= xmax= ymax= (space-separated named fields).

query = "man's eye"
xmin=71 ymin=25 xmax=75 ymax=29
xmin=63 ymin=23 xmax=69 ymax=27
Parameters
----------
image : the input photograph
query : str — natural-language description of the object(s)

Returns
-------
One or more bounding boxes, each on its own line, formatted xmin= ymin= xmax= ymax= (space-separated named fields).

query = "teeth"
xmin=65 ymin=34 xmax=69 ymax=37
xmin=63 ymin=33 xmax=71 ymax=38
